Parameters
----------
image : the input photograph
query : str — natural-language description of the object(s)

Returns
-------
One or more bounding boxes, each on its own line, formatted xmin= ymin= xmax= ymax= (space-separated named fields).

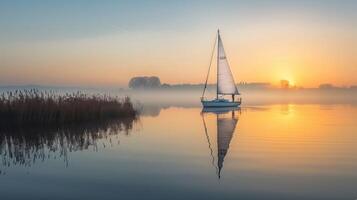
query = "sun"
xmin=271 ymin=62 xmax=297 ymax=87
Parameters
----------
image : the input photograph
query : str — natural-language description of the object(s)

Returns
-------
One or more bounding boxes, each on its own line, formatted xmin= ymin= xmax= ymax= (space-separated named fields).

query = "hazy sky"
xmin=0 ymin=0 xmax=356 ymax=87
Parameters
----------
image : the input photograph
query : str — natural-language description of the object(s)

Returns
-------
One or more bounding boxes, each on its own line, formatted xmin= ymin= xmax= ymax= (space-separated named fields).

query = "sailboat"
xmin=201 ymin=107 xmax=239 ymax=178
xmin=201 ymin=30 xmax=242 ymax=107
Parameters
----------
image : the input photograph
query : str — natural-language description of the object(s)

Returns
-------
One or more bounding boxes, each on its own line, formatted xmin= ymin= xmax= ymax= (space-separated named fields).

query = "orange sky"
xmin=0 ymin=1 xmax=356 ymax=88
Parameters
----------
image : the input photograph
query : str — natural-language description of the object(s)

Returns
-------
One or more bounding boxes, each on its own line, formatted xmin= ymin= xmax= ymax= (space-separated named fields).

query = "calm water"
xmin=1 ymin=93 xmax=357 ymax=199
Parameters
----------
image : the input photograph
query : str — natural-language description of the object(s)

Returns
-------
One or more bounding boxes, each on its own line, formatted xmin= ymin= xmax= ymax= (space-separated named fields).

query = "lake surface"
xmin=1 ymin=91 xmax=357 ymax=199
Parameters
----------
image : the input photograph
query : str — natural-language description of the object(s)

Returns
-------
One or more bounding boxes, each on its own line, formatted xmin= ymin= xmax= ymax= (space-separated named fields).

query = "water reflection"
xmin=201 ymin=107 xmax=240 ymax=179
xmin=1 ymin=103 xmax=357 ymax=199
xmin=0 ymin=118 xmax=135 ymax=172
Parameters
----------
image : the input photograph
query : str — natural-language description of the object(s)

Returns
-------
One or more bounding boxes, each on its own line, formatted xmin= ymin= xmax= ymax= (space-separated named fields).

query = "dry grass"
xmin=0 ymin=89 xmax=137 ymax=126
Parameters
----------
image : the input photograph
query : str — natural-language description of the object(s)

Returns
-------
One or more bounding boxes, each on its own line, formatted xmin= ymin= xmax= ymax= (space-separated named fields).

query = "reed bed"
xmin=0 ymin=118 xmax=135 ymax=169
xmin=0 ymin=89 xmax=137 ymax=126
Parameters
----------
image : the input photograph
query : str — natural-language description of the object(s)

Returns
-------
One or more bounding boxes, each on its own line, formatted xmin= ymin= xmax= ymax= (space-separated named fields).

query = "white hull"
xmin=201 ymin=99 xmax=241 ymax=108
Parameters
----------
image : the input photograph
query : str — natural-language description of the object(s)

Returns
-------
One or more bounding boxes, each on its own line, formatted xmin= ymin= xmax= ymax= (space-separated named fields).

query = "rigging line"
xmin=201 ymin=32 xmax=218 ymax=98
xmin=201 ymin=113 xmax=219 ymax=175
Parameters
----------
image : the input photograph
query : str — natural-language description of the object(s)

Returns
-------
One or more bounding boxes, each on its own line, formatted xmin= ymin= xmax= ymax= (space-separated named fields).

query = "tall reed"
xmin=0 ymin=89 xmax=137 ymax=126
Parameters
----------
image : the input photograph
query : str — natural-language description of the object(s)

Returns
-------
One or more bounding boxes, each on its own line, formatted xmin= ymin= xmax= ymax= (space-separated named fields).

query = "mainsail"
xmin=217 ymin=32 xmax=239 ymax=95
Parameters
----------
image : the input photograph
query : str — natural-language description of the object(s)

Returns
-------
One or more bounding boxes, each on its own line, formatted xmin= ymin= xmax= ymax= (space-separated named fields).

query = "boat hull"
xmin=201 ymin=99 xmax=241 ymax=108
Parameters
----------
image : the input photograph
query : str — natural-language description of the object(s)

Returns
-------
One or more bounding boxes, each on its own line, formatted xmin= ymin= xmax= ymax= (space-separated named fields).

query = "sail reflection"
xmin=0 ymin=118 xmax=136 ymax=171
xmin=201 ymin=107 xmax=240 ymax=179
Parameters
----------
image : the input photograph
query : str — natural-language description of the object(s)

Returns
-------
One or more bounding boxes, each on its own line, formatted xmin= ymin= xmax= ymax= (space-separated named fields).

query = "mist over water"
xmin=1 ymin=87 xmax=357 ymax=200
xmin=122 ymin=88 xmax=357 ymax=116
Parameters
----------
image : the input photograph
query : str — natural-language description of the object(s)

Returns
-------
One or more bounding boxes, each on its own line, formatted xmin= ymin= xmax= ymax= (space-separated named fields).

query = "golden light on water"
xmin=136 ymin=104 xmax=357 ymax=178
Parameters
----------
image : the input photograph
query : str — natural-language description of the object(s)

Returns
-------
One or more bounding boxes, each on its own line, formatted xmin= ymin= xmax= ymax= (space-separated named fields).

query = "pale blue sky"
xmin=1 ymin=0 xmax=356 ymax=41
xmin=0 ymin=0 xmax=356 ymax=86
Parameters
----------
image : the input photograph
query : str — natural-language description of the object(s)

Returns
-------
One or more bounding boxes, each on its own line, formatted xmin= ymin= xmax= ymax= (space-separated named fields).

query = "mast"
xmin=216 ymin=29 xmax=220 ymax=99
xmin=202 ymin=29 xmax=240 ymax=101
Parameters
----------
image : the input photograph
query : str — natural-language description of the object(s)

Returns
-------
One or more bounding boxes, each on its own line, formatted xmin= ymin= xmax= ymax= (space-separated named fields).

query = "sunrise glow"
xmin=0 ymin=1 xmax=356 ymax=88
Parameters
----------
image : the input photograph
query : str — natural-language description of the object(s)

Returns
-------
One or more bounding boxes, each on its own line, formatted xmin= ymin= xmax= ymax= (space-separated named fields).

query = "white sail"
xmin=217 ymin=33 xmax=239 ymax=95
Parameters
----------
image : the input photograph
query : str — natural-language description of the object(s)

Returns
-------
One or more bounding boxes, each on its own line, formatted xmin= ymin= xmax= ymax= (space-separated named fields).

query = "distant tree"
xmin=128 ymin=76 xmax=161 ymax=89
xmin=161 ymin=83 xmax=171 ymax=88
xmin=319 ymin=84 xmax=334 ymax=89
xmin=280 ymin=80 xmax=290 ymax=89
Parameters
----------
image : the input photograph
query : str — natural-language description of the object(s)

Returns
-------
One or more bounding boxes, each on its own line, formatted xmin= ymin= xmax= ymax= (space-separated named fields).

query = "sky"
xmin=0 ymin=0 xmax=356 ymax=87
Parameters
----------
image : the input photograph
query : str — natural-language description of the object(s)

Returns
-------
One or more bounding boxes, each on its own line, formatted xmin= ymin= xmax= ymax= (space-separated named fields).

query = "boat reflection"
xmin=201 ymin=107 xmax=240 ymax=179
xmin=0 ymin=118 xmax=136 ymax=172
